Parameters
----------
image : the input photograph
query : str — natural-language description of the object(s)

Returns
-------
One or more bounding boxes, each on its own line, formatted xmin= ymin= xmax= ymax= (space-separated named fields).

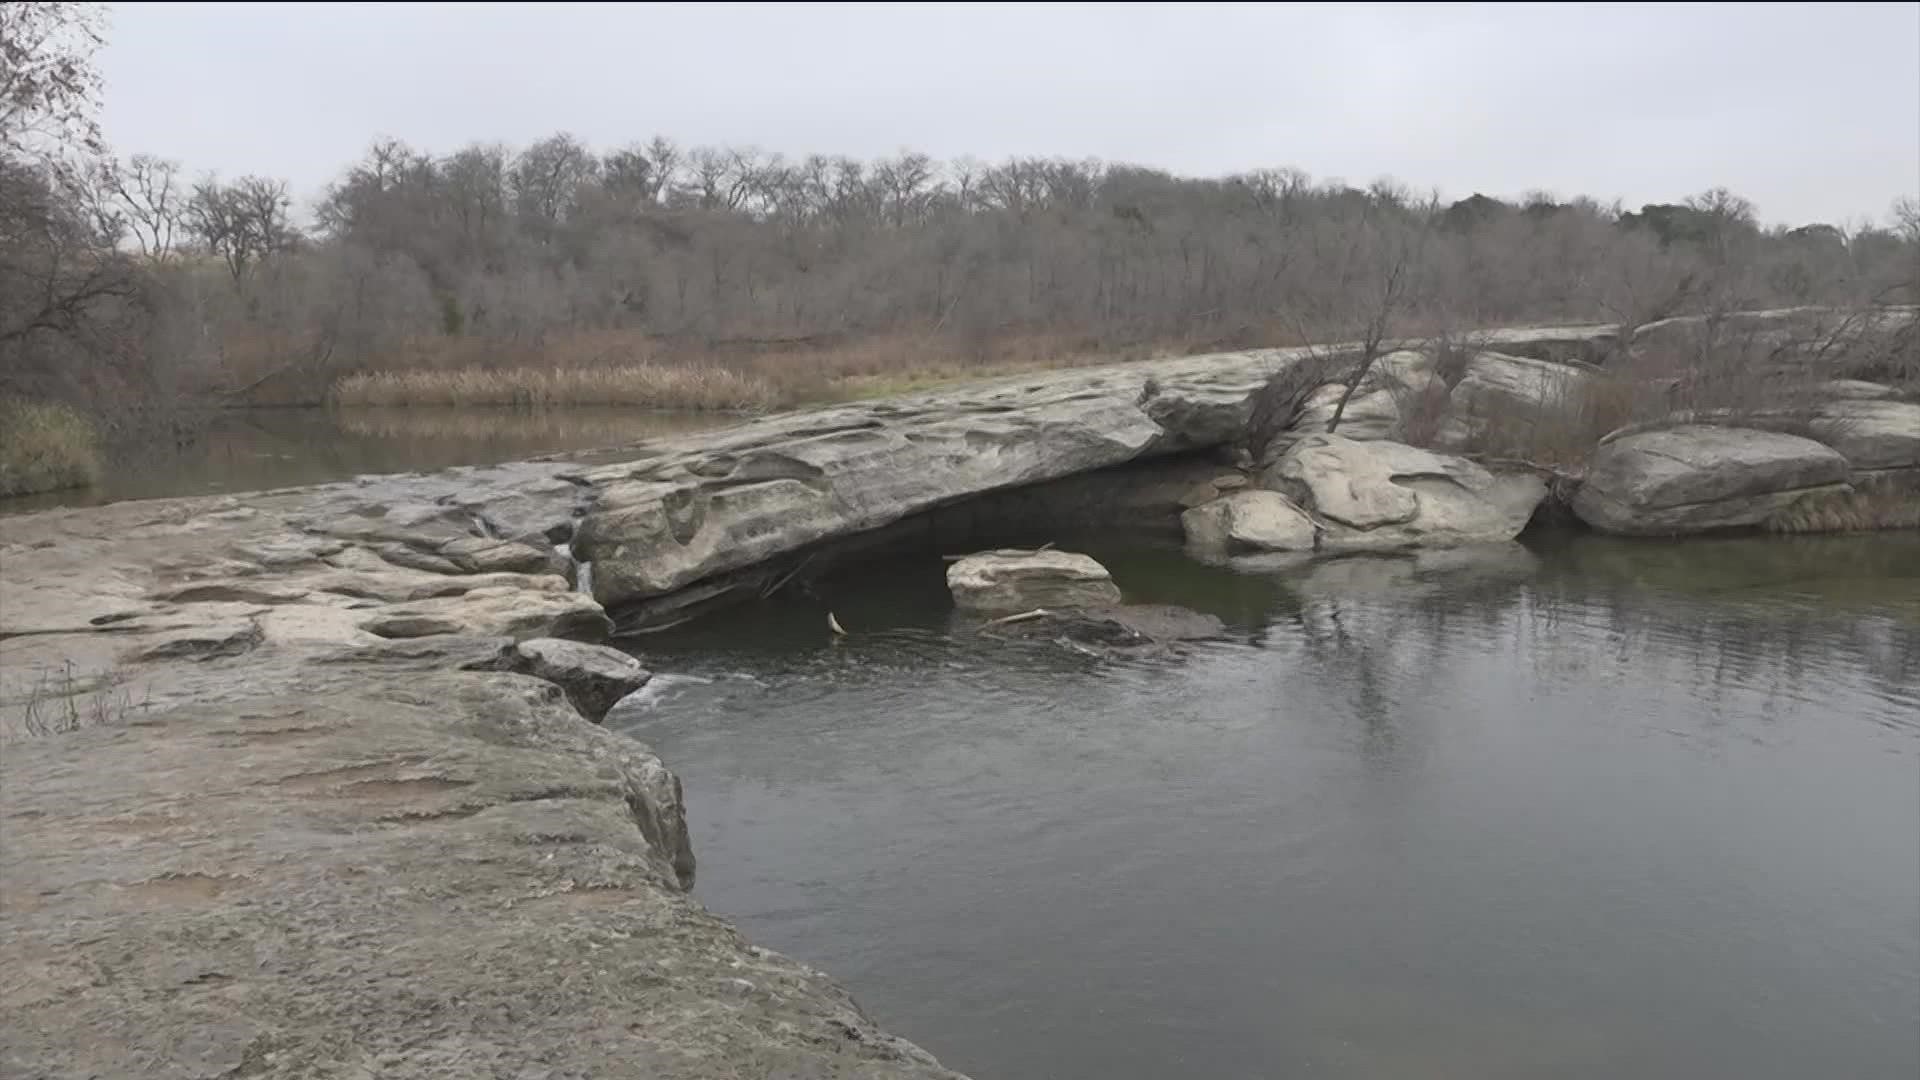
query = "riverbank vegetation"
xmin=0 ymin=399 xmax=102 ymax=497
xmin=331 ymin=363 xmax=782 ymax=411
xmin=3 ymin=2 xmax=1917 ymax=494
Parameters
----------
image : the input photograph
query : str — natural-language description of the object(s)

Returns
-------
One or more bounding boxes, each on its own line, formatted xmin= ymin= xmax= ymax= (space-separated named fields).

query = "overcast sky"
xmin=98 ymin=1 xmax=1918 ymax=227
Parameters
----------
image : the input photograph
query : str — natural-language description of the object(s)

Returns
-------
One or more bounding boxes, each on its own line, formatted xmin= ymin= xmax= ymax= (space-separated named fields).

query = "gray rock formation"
xmin=946 ymin=549 xmax=1123 ymax=613
xmin=1264 ymin=435 xmax=1546 ymax=550
xmin=1177 ymin=470 xmax=1251 ymax=509
xmin=0 ymin=467 xmax=967 ymax=1079
xmin=1436 ymin=351 xmax=1591 ymax=448
xmin=490 ymin=637 xmax=653 ymax=721
xmin=1283 ymin=350 xmax=1440 ymax=449
xmin=1181 ymin=490 xmax=1317 ymax=552
xmin=567 ymin=308 xmax=1912 ymax=616
xmin=1818 ymin=379 xmax=1899 ymax=401
xmin=1571 ymin=425 xmax=1853 ymax=535
xmin=1808 ymin=397 xmax=1920 ymax=475
xmin=571 ymin=352 xmax=1301 ymax=611
xmin=358 ymin=586 xmax=613 ymax=642
xmin=0 ymin=664 xmax=963 ymax=1079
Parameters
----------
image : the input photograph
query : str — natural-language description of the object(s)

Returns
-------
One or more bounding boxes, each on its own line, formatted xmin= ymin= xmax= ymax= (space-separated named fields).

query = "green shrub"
xmin=0 ymin=399 xmax=103 ymax=497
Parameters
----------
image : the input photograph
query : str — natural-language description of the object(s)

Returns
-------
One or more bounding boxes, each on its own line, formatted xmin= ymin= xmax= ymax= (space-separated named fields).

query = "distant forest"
xmin=4 ymin=2 xmax=1917 ymax=425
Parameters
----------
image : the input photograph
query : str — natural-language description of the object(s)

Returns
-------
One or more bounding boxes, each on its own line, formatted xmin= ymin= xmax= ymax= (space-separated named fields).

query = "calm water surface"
xmin=0 ymin=406 xmax=729 ymax=514
xmin=612 ymin=533 xmax=1920 ymax=1080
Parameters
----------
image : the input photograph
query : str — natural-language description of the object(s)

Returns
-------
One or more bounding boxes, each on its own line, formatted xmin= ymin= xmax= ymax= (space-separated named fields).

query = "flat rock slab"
xmin=947 ymin=549 xmax=1123 ymax=613
xmin=1573 ymin=425 xmax=1853 ymax=535
xmin=0 ymin=665 xmax=963 ymax=1079
xmin=360 ymin=587 xmax=613 ymax=642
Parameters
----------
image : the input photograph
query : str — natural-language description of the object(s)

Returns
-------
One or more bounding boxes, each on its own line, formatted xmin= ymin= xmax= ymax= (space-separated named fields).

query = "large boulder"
xmin=1571 ymin=425 xmax=1852 ymax=535
xmin=1181 ymin=490 xmax=1316 ymax=552
xmin=946 ymin=549 xmax=1122 ymax=613
xmin=1808 ymin=398 xmax=1920 ymax=474
xmin=1282 ymin=350 xmax=1441 ymax=449
xmin=1437 ymin=352 xmax=1590 ymax=448
xmin=491 ymin=637 xmax=652 ymax=721
xmin=1264 ymin=435 xmax=1545 ymax=550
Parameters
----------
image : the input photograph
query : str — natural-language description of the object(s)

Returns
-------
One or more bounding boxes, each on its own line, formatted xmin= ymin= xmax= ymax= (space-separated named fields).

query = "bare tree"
xmin=97 ymin=153 xmax=184 ymax=261
xmin=186 ymin=175 xmax=294 ymax=281
xmin=1318 ymin=194 xmax=1440 ymax=434
xmin=512 ymin=132 xmax=599 ymax=240
xmin=0 ymin=1 xmax=105 ymax=161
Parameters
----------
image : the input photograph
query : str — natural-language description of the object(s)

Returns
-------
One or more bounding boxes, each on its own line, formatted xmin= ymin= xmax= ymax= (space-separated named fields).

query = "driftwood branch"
xmin=980 ymin=608 xmax=1051 ymax=628
xmin=942 ymin=542 xmax=1057 ymax=562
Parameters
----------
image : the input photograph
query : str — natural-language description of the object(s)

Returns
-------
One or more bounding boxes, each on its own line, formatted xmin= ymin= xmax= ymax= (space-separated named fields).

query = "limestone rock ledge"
xmin=0 ymin=466 xmax=968 ymax=1079
xmin=0 ymin=660 xmax=966 ymax=1079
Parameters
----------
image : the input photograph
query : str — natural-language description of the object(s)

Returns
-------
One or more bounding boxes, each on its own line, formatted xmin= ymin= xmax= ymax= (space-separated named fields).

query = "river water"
xmin=0 ymin=407 xmax=730 ymax=514
xmin=611 ymin=532 xmax=1920 ymax=1080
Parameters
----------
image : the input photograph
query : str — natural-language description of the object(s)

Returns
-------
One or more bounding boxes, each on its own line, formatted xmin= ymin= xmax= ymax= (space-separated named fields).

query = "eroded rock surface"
xmin=489 ymin=637 xmax=653 ymax=721
xmin=1572 ymin=425 xmax=1853 ymax=535
xmin=1437 ymin=351 xmax=1591 ymax=448
xmin=1808 ymin=398 xmax=1920 ymax=475
xmin=571 ymin=353 xmax=1301 ymax=610
xmin=0 ymin=662 xmax=963 ymax=1079
xmin=1181 ymin=490 xmax=1317 ymax=552
xmin=1264 ymin=435 xmax=1546 ymax=550
xmin=0 ymin=462 xmax=968 ymax=1078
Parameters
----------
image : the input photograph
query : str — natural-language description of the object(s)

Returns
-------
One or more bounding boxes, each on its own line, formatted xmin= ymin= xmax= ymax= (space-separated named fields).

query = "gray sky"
xmin=99 ymin=1 xmax=1919 ymax=227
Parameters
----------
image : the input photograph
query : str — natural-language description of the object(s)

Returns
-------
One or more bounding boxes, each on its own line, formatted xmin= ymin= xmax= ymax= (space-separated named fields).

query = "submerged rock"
xmin=1265 ymin=435 xmax=1545 ymax=550
xmin=1572 ymin=425 xmax=1852 ymax=536
xmin=946 ymin=549 xmax=1123 ymax=613
xmin=976 ymin=603 xmax=1228 ymax=657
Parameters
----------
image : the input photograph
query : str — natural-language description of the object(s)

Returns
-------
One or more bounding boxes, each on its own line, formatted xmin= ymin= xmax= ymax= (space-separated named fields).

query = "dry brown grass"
xmin=331 ymin=364 xmax=782 ymax=411
xmin=329 ymin=406 xmax=727 ymax=443
xmin=1766 ymin=472 xmax=1920 ymax=533
xmin=320 ymin=328 xmax=1192 ymax=411
xmin=0 ymin=399 xmax=103 ymax=497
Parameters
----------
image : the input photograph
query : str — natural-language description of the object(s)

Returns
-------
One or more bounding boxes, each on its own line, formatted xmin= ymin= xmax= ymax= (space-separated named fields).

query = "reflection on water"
xmin=1 ymin=407 xmax=730 ymax=513
xmin=613 ymin=532 xmax=1920 ymax=1080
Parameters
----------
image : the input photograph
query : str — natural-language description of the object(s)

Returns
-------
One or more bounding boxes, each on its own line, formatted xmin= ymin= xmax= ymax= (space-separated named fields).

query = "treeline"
xmin=4 ymin=0 xmax=1918 ymax=429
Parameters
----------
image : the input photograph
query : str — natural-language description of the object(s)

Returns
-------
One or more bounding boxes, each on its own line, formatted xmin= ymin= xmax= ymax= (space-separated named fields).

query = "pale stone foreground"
xmin=1 ymin=307 xmax=1912 ymax=1077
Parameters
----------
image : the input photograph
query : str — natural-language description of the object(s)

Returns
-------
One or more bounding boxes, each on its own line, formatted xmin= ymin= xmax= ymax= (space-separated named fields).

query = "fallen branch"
xmin=943 ymin=542 xmax=1058 ymax=562
xmin=981 ymin=608 xmax=1051 ymax=628
xmin=759 ymin=553 xmax=815 ymax=599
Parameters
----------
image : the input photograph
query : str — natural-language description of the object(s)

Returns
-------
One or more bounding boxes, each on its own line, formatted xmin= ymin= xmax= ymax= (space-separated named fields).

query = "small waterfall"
xmin=556 ymin=541 xmax=594 ymax=596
